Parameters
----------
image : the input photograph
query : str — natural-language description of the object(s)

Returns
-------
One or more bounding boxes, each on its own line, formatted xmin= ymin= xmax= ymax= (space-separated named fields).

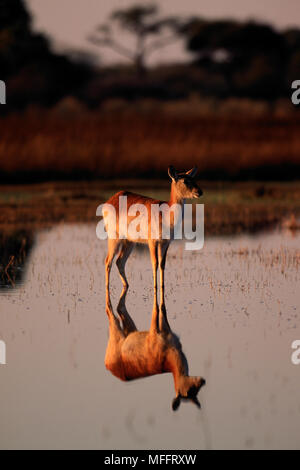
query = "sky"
xmin=26 ymin=0 xmax=300 ymax=65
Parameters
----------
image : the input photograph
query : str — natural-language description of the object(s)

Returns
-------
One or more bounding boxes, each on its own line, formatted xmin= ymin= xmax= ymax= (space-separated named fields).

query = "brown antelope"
xmin=103 ymin=166 xmax=203 ymax=303
xmin=105 ymin=288 xmax=205 ymax=410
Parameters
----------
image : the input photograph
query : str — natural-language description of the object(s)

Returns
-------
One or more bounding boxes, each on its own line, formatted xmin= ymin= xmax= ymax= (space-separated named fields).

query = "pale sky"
xmin=26 ymin=0 xmax=300 ymax=65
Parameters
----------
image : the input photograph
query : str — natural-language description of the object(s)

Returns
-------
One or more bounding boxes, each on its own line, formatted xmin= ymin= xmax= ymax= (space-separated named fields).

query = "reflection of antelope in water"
xmin=105 ymin=289 xmax=206 ymax=411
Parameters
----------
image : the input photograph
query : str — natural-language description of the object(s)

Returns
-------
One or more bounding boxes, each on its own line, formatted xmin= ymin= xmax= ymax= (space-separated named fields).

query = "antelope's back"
xmin=104 ymin=190 xmax=165 ymax=243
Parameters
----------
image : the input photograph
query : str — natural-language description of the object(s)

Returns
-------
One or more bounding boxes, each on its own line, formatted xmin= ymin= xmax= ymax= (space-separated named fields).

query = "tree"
xmin=88 ymin=4 xmax=181 ymax=76
xmin=181 ymin=18 xmax=287 ymax=99
xmin=0 ymin=0 xmax=92 ymax=109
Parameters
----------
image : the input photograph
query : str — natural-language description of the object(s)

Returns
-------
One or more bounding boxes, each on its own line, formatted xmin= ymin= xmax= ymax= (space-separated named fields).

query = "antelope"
xmin=103 ymin=166 xmax=203 ymax=303
xmin=105 ymin=288 xmax=206 ymax=410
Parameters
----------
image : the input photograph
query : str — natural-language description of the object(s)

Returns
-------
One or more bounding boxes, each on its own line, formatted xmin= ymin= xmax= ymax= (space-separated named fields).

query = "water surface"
xmin=0 ymin=225 xmax=299 ymax=449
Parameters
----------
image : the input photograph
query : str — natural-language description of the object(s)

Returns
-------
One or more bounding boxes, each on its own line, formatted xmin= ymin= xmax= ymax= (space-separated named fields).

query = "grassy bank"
xmin=0 ymin=180 xmax=299 ymax=235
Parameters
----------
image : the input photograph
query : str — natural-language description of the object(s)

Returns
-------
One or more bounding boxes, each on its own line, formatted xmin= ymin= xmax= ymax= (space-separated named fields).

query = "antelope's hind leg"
xmin=116 ymin=240 xmax=134 ymax=291
xmin=105 ymin=293 xmax=126 ymax=375
xmin=105 ymin=289 xmax=124 ymax=340
xmin=117 ymin=287 xmax=137 ymax=336
xmin=105 ymin=239 xmax=120 ymax=293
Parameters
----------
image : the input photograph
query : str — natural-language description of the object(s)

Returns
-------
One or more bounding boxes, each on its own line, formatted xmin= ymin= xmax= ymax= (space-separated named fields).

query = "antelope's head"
xmin=172 ymin=376 xmax=206 ymax=411
xmin=168 ymin=166 xmax=203 ymax=200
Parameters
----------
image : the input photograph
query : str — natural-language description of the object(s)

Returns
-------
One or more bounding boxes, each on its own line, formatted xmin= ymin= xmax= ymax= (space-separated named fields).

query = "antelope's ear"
xmin=192 ymin=396 xmax=201 ymax=409
xmin=186 ymin=167 xmax=198 ymax=178
xmin=168 ymin=166 xmax=178 ymax=182
xmin=172 ymin=396 xmax=181 ymax=411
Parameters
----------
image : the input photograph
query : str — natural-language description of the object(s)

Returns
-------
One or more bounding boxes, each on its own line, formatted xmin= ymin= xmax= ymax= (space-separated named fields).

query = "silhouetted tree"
xmin=0 ymin=0 xmax=39 ymax=77
xmin=0 ymin=0 xmax=92 ymax=109
xmin=89 ymin=4 xmax=181 ymax=76
xmin=181 ymin=18 xmax=288 ymax=99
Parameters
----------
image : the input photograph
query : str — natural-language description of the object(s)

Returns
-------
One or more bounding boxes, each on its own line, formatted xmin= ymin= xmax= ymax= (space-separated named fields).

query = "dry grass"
xmin=0 ymin=107 xmax=300 ymax=179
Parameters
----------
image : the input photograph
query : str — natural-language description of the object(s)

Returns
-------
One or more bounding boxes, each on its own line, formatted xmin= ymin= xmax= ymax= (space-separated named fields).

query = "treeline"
xmin=1 ymin=0 xmax=300 ymax=110
xmin=184 ymin=18 xmax=300 ymax=100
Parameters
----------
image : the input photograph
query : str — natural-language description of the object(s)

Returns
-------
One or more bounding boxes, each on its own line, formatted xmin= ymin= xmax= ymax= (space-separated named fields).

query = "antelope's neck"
xmin=164 ymin=348 xmax=188 ymax=393
xmin=168 ymin=183 xmax=185 ymax=207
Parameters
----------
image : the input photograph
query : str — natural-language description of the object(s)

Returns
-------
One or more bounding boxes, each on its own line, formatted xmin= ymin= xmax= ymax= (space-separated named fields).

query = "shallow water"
xmin=0 ymin=225 xmax=299 ymax=450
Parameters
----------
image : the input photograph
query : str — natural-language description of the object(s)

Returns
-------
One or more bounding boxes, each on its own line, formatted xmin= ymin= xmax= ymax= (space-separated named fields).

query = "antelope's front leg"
xmin=158 ymin=241 xmax=169 ymax=306
xmin=149 ymin=241 xmax=158 ymax=303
